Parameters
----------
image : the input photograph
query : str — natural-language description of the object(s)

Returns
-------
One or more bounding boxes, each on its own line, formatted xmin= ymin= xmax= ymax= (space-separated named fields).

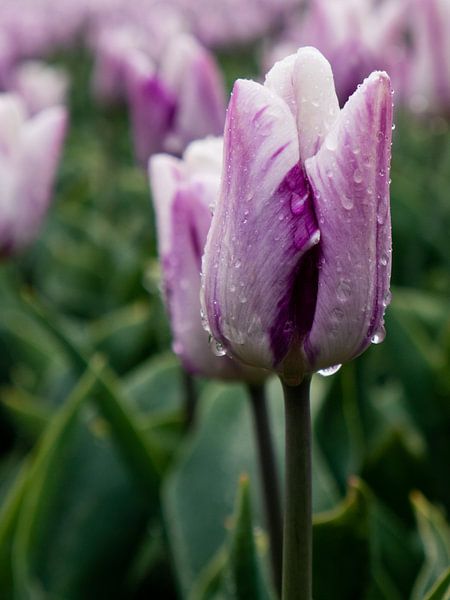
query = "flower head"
xmin=201 ymin=47 xmax=393 ymax=384
xmin=0 ymin=93 xmax=67 ymax=257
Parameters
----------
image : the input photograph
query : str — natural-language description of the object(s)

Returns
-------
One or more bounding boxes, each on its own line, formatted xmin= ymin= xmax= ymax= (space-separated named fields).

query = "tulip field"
xmin=0 ymin=1 xmax=449 ymax=599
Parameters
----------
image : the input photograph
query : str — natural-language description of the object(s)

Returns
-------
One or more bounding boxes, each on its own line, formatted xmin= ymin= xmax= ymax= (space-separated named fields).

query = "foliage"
xmin=0 ymin=48 xmax=449 ymax=599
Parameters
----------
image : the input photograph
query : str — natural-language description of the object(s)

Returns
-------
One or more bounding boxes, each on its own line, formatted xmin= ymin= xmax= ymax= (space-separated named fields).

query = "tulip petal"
xmin=13 ymin=105 xmax=67 ymax=251
xmin=160 ymin=35 xmax=226 ymax=154
xmin=304 ymin=71 xmax=393 ymax=371
xmin=150 ymin=152 xmax=262 ymax=381
xmin=265 ymin=47 xmax=340 ymax=162
xmin=202 ymin=79 xmax=320 ymax=373
xmin=126 ymin=51 xmax=176 ymax=165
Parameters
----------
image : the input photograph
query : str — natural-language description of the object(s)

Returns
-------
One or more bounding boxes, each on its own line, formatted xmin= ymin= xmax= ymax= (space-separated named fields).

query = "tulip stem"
xmin=182 ymin=371 xmax=197 ymax=431
xmin=247 ymin=384 xmax=283 ymax=597
xmin=281 ymin=376 xmax=312 ymax=600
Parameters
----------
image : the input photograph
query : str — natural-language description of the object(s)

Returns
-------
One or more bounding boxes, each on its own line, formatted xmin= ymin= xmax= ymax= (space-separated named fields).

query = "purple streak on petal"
xmin=126 ymin=53 xmax=177 ymax=165
xmin=161 ymin=35 xmax=226 ymax=154
xmin=304 ymin=71 xmax=393 ymax=371
xmin=202 ymin=79 xmax=320 ymax=372
xmin=269 ymin=164 xmax=320 ymax=365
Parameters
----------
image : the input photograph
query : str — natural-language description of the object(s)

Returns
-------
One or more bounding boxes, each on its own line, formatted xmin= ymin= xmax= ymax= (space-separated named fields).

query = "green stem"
xmin=247 ymin=384 xmax=283 ymax=597
xmin=281 ymin=376 xmax=312 ymax=600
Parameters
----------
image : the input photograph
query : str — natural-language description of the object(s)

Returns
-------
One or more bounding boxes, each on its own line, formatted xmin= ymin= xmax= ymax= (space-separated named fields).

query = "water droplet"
xmin=210 ymin=338 xmax=227 ymax=356
xmin=239 ymin=294 xmax=247 ymax=304
xmin=325 ymin=131 xmax=338 ymax=151
xmin=383 ymin=290 xmax=392 ymax=307
xmin=229 ymin=284 xmax=236 ymax=292
xmin=234 ymin=259 xmax=241 ymax=269
xmin=332 ymin=307 xmax=345 ymax=321
xmin=290 ymin=191 xmax=309 ymax=215
xmin=377 ymin=130 xmax=384 ymax=142
xmin=200 ymin=309 xmax=211 ymax=334
xmin=318 ymin=364 xmax=342 ymax=377
xmin=341 ymin=193 xmax=354 ymax=210
xmin=371 ymin=325 xmax=386 ymax=345
xmin=353 ymin=169 xmax=363 ymax=184
xmin=336 ymin=279 xmax=352 ymax=302
xmin=379 ymin=253 xmax=388 ymax=267
xmin=391 ymin=123 xmax=396 ymax=131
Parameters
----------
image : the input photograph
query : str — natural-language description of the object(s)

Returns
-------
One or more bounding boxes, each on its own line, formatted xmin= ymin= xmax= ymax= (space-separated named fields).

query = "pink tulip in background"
xmin=0 ymin=94 xmax=67 ymax=257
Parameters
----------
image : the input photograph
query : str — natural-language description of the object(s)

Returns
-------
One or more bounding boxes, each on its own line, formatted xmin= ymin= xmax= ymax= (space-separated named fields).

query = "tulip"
xmin=404 ymin=0 xmax=450 ymax=115
xmin=201 ymin=46 xmax=393 ymax=599
xmin=201 ymin=46 xmax=393 ymax=386
xmin=149 ymin=137 xmax=282 ymax=590
xmin=0 ymin=94 xmax=67 ymax=257
xmin=7 ymin=61 xmax=69 ymax=116
xmin=149 ymin=136 xmax=264 ymax=382
xmin=128 ymin=34 xmax=226 ymax=164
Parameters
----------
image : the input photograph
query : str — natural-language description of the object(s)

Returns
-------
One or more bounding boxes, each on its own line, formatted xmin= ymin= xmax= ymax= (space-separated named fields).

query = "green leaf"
xmin=226 ymin=474 xmax=270 ymax=600
xmin=11 ymin=362 xmax=101 ymax=598
xmin=313 ymin=480 xmax=370 ymax=600
xmin=88 ymin=301 xmax=154 ymax=373
xmin=11 ymin=361 xmax=160 ymax=599
xmin=164 ymin=378 xmax=339 ymax=595
xmin=190 ymin=475 xmax=272 ymax=600
xmin=423 ymin=567 xmax=450 ymax=600
xmin=410 ymin=493 xmax=450 ymax=600
xmin=124 ymin=353 xmax=184 ymax=416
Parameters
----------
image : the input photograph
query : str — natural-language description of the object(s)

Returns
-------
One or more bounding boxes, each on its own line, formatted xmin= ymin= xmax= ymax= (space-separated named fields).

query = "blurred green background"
xmin=0 ymin=48 xmax=449 ymax=599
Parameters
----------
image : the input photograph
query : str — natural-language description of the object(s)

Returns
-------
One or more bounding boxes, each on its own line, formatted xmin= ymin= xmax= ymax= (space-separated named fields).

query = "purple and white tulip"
xmin=127 ymin=34 xmax=226 ymax=164
xmin=404 ymin=0 xmax=450 ymax=115
xmin=201 ymin=47 xmax=393 ymax=385
xmin=149 ymin=137 xmax=265 ymax=382
xmin=7 ymin=61 xmax=69 ymax=116
xmin=0 ymin=94 xmax=67 ymax=257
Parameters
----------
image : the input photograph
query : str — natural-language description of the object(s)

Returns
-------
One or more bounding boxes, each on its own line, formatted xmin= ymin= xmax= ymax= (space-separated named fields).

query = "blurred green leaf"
xmin=410 ymin=493 xmax=450 ymax=600
xmin=423 ymin=567 xmax=450 ymax=600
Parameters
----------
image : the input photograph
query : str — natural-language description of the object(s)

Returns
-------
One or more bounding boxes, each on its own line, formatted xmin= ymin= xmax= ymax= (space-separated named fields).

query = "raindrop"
xmin=200 ymin=309 xmax=211 ymax=333
xmin=371 ymin=325 xmax=386 ymax=345
xmin=353 ymin=169 xmax=363 ymax=184
xmin=379 ymin=253 xmax=388 ymax=267
xmin=318 ymin=364 xmax=342 ymax=377
xmin=290 ymin=191 xmax=309 ymax=215
xmin=383 ymin=290 xmax=392 ymax=307
xmin=239 ymin=294 xmax=247 ymax=304
xmin=211 ymin=338 xmax=227 ymax=356
xmin=341 ymin=194 xmax=354 ymax=210
xmin=336 ymin=279 xmax=352 ymax=302
xmin=234 ymin=259 xmax=241 ymax=269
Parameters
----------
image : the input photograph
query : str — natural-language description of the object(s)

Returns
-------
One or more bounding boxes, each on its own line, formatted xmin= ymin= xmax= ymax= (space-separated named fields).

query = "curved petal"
xmin=202 ymin=79 xmax=320 ymax=375
xmin=13 ymin=105 xmax=67 ymax=252
xmin=160 ymin=35 xmax=226 ymax=154
xmin=265 ymin=46 xmax=340 ymax=162
xmin=304 ymin=71 xmax=393 ymax=371
xmin=126 ymin=51 xmax=176 ymax=165
xmin=150 ymin=152 xmax=263 ymax=381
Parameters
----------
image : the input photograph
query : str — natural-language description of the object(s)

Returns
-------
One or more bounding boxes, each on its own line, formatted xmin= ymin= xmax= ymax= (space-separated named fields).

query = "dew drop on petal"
xmin=353 ymin=169 xmax=363 ymax=184
xmin=371 ymin=325 xmax=386 ymax=345
xmin=210 ymin=337 xmax=227 ymax=356
xmin=318 ymin=364 xmax=342 ymax=377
